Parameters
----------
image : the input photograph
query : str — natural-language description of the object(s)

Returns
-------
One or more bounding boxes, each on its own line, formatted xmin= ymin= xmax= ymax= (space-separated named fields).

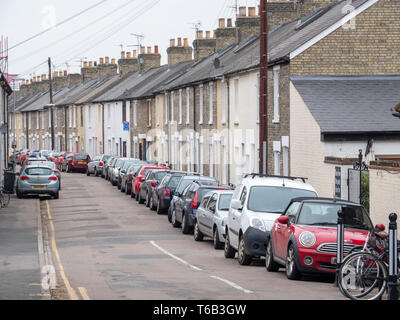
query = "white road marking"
xmin=210 ymin=275 xmax=254 ymax=294
xmin=150 ymin=241 xmax=203 ymax=271
xmin=150 ymin=241 xmax=254 ymax=294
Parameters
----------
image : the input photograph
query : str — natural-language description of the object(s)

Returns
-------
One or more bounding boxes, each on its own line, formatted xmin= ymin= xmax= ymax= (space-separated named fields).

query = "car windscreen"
xmin=197 ymin=188 xmax=226 ymax=201
xmin=176 ymin=178 xmax=198 ymax=194
xmin=167 ymin=176 xmax=183 ymax=189
xmin=142 ymin=168 xmax=155 ymax=176
xmin=247 ymin=186 xmax=317 ymax=214
xmin=153 ymin=171 xmax=168 ymax=181
xmin=218 ymin=194 xmax=233 ymax=211
xmin=102 ymin=155 xmax=111 ymax=163
xmin=75 ymin=154 xmax=89 ymax=161
xmin=38 ymin=162 xmax=56 ymax=169
xmin=25 ymin=167 xmax=53 ymax=176
xmin=128 ymin=165 xmax=142 ymax=174
xmin=297 ymin=203 xmax=373 ymax=230
xmin=115 ymin=159 xmax=124 ymax=168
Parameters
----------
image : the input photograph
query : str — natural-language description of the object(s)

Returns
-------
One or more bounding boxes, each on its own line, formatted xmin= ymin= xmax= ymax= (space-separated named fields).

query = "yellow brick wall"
xmin=370 ymin=168 xmax=400 ymax=232
xmin=291 ymin=0 xmax=400 ymax=75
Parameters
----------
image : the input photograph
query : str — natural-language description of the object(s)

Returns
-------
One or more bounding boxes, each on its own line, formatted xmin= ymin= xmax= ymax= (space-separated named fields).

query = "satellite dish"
xmin=213 ymin=58 xmax=220 ymax=69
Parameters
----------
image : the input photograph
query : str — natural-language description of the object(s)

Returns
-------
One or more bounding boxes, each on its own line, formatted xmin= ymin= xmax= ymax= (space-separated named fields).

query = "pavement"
xmin=0 ymin=195 xmax=42 ymax=300
xmin=43 ymin=171 xmax=346 ymax=300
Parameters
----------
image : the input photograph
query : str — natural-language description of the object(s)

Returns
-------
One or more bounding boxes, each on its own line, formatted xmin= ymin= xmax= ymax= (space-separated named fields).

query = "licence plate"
xmin=32 ymin=186 xmax=46 ymax=190
xmin=79 ymin=162 xmax=86 ymax=165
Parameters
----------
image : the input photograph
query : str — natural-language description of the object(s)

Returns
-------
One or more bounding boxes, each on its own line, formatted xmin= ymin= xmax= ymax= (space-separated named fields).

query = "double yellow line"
xmin=45 ymin=200 xmax=90 ymax=300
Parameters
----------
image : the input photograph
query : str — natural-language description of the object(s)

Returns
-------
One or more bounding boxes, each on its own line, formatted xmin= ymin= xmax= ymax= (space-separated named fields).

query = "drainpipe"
xmin=64 ymin=106 xmax=68 ymax=151
xmin=101 ymin=103 xmax=105 ymax=154
xmin=192 ymin=85 xmax=197 ymax=173
xmin=226 ymin=77 xmax=231 ymax=184
xmin=25 ymin=113 xmax=29 ymax=149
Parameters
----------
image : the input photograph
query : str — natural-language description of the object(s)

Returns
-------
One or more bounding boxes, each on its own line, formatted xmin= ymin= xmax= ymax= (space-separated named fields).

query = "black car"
xmin=172 ymin=179 xmax=227 ymax=234
xmin=121 ymin=161 xmax=147 ymax=194
xmin=151 ymin=171 xmax=186 ymax=214
xmin=117 ymin=158 xmax=141 ymax=190
xmin=138 ymin=169 xmax=170 ymax=207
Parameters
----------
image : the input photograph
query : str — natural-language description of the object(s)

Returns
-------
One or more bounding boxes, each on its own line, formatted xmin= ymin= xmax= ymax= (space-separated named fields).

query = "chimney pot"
xmin=133 ymin=50 xmax=137 ymax=58
xmin=227 ymin=18 xmax=232 ymax=27
xmin=89 ymin=61 xmax=93 ymax=67
xmin=83 ymin=61 xmax=88 ymax=68
xmin=140 ymin=46 xmax=145 ymax=54
xmin=206 ymin=31 xmax=211 ymax=39
xmin=41 ymin=74 xmax=46 ymax=81
xmin=126 ymin=52 xmax=131 ymax=58
xmin=105 ymin=56 xmax=110 ymax=64
xmin=64 ymin=70 xmax=67 ymax=76
xmin=177 ymin=37 xmax=182 ymax=47
xmin=147 ymin=46 xmax=152 ymax=54
xmin=183 ymin=38 xmax=189 ymax=47
xmin=154 ymin=45 xmax=159 ymax=54
xmin=99 ymin=57 xmax=104 ymax=65
xmin=219 ymin=18 xmax=225 ymax=28
xmin=197 ymin=30 xmax=203 ymax=39
xmin=121 ymin=51 xmax=126 ymax=59
xmin=111 ymin=58 xmax=116 ymax=64
xmin=239 ymin=6 xmax=246 ymax=16
xmin=170 ymin=39 xmax=175 ymax=47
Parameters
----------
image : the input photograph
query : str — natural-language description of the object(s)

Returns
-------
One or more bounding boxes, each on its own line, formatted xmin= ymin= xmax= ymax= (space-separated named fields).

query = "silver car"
xmin=87 ymin=154 xmax=111 ymax=177
xmin=16 ymin=165 xmax=60 ymax=199
xmin=194 ymin=190 xmax=233 ymax=249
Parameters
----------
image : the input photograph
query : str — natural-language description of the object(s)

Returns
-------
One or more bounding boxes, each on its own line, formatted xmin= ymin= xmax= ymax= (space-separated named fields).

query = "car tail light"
xmin=53 ymin=170 xmax=59 ymax=174
xmin=99 ymin=161 xmax=104 ymax=167
xmin=20 ymin=176 xmax=29 ymax=181
xmin=191 ymin=192 xmax=199 ymax=209
xmin=151 ymin=181 xmax=156 ymax=188
xmin=48 ymin=176 xmax=58 ymax=181
xmin=163 ymin=188 xmax=171 ymax=197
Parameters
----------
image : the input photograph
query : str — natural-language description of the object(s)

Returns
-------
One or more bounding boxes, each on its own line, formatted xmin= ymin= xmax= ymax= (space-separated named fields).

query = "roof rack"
xmin=244 ymin=173 xmax=308 ymax=183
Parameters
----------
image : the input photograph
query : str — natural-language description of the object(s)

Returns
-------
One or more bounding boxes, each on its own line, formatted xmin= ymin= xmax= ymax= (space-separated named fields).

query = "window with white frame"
xmin=199 ymin=84 xmax=204 ymax=124
xmin=147 ymin=100 xmax=152 ymax=126
xmin=208 ymin=82 xmax=214 ymax=124
xmin=282 ymin=136 xmax=289 ymax=176
xmin=41 ymin=111 xmax=45 ymax=129
xmin=273 ymin=141 xmax=281 ymax=176
xmin=178 ymin=89 xmax=183 ymax=125
xmin=221 ymin=79 xmax=227 ymax=125
xmin=234 ymin=78 xmax=239 ymax=124
xmin=186 ymin=87 xmax=190 ymax=124
xmin=273 ymin=65 xmax=280 ymax=123
xmin=48 ymin=110 xmax=51 ymax=128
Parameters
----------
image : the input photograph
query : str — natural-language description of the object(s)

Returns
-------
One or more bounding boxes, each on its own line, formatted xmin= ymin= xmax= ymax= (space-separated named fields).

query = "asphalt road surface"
xmin=44 ymin=171 xmax=345 ymax=300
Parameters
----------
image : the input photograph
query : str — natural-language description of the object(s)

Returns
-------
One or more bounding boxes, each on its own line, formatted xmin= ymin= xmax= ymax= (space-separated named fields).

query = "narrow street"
xmin=42 ymin=171 xmax=345 ymax=300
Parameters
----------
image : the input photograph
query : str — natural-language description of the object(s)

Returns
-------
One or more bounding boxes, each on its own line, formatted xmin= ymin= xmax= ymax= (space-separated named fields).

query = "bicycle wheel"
xmin=338 ymin=252 xmax=387 ymax=300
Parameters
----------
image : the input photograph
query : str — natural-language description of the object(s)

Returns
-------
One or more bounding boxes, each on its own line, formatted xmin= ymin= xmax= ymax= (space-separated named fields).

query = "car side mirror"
xmin=375 ymin=224 xmax=385 ymax=232
xmin=231 ymin=199 xmax=243 ymax=211
xmin=277 ymin=216 xmax=289 ymax=225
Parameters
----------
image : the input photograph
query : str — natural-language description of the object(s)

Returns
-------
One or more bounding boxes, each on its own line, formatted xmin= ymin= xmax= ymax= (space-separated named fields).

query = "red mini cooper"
xmin=265 ymin=198 xmax=383 ymax=280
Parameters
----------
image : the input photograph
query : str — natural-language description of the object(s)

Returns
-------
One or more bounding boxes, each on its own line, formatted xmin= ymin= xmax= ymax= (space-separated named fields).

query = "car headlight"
xmin=299 ymin=232 xmax=316 ymax=248
xmin=250 ymin=217 xmax=266 ymax=232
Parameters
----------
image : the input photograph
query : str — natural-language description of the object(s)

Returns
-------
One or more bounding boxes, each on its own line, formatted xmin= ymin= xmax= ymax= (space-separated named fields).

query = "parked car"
xmin=104 ymin=157 xmax=118 ymax=180
xmin=194 ymin=190 xmax=234 ymax=249
xmin=224 ymin=174 xmax=318 ymax=266
xmin=62 ymin=153 xmax=91 ymax=173
xmin=172 ymin=179 xmax=227 ymax=234
xmin=22 ymin=156 xmax=47 ymax=168
xmin=130 ymin=165 xmax=170 ymax=200
xmin=87 ymin=154 xmax=111 ymax=177
xmin=117 ymin=158 xmax=141 ymax=189
xmin=167 ymin=174 xmax=204 ymax=222
xmin=56 ymin=152 xmax=72 ymax=171
xmin=39 ymin=150 xmax=51 ymax=159
xmin=265 ymin=198 xmax=382 ymax=280
xmin=151 ymin=171 xmax=186 ymax=214
xmin=31 ymin=161 xmax=62 ymax=190
xmin=17 ymin=149 xmax=29 ymax=164
xmin=16 ymin=165 xmax=60 ymax=199
xmin=138 ymin=169 xmax=170 ymax=207
xmin=48 ymin=152 xmax=61 ymax=162
xmin=121 ymin=162 xmax=147 ymax=194
xmin=109 ymin=158 xmax=129 ymax=186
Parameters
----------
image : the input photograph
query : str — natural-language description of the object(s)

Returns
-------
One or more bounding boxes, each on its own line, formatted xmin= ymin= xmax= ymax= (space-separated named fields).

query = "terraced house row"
xmin=8 ymin=0 xmax=400 ymax=226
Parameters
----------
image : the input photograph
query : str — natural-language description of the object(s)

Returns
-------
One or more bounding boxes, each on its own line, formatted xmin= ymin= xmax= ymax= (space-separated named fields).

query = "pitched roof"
xmin=291 ymin=76 xmax=400 ymax=135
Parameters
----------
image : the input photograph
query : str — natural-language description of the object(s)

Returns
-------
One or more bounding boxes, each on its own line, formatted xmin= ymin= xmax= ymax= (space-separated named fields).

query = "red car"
xmin=62 ymin=153 xmax=91 ymax=173
xmin=18 ymin=150 xmax=29 ymax=165
xmin=265 ymin=198 xmax=383 ymax=280
xmin=55 ymin=152 xmax=72 ymax=170
xmin=131 ymin=165 xmax=170 ymax=201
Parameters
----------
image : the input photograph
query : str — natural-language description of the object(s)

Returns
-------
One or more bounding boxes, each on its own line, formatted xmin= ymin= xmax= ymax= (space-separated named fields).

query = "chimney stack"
xmin=167 ymin=37 xmax=193 ymax=67
xmin=118 ymin=48 xmax=139 ymax=78
xmin=97 ymin=56 xmax=118 ymax=78
xmin=193 ymin=30 xmax=216 ymax=61
xmin=52 ymin=70 xmax=69 ymax=89
xmin=215 ymin=18 xmax=237 ymax=51
xmin=138 ymin=45 xmax=161 ymax=72
xmin=235 ymin=6 xmax=260 ymax=43
xmin=67 ymin=73 xmax=82 ymax=87
xmin=81 ymin=61 xmax=98 ymax=82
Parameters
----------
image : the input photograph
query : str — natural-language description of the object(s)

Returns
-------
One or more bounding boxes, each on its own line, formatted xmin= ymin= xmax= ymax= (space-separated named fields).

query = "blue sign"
xmin=123 ymin=122 xmax=130 ymax=132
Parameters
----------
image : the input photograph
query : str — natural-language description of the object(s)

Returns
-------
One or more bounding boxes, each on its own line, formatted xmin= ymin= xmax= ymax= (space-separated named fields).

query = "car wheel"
xmin=224 ymin=231 xmax=236 ymax=259
xmin=171 ymin=210 xmax=181 ymax=228
xmin=95 ymin=168 xmax=99 ymax=177
xmin=213 ymin=227 xmax=224 ymax=250
xmin=286 ymin=244 xmax=301 ymax=280
xmin=149 ymin=196 xmax=156 ymax=211
xmin=156 ymin=200 xmax=163 ymax=215
xmin=193 ymin=221 xmax=204 ymax=241
xmin=138 ymin=191 xmax=144 ymax=204
xmin=238 ymin=235 xmax=252 ymax=265
xmin=182 ymin=212 xmax=192 ymax=234
xmin=54 ymin=192 xmax=59 ymax=200
xmin=121 ymin=182 xmax=125 ymax=193
xmin=265 ymin=240 xmax=280 ymax=272
xmin=126 ymin=184 xmax=131 ymax=195
xmin=145 ymin=193 xmax=151 ymax=208
xmin=16 ymin=189 xmax=23 ymax=199
xmin=117 ymin=181 xmax=121 ymax=190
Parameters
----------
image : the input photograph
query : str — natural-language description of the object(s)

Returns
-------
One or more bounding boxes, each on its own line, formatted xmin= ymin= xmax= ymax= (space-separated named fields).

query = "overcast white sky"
xmin=1 ymin=0 xmax=259 ymax=82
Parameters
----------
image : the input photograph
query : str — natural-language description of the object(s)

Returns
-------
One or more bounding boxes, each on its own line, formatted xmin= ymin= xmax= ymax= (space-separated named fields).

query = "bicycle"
xmin=338 ymin=229 xmax=400 ymax=300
